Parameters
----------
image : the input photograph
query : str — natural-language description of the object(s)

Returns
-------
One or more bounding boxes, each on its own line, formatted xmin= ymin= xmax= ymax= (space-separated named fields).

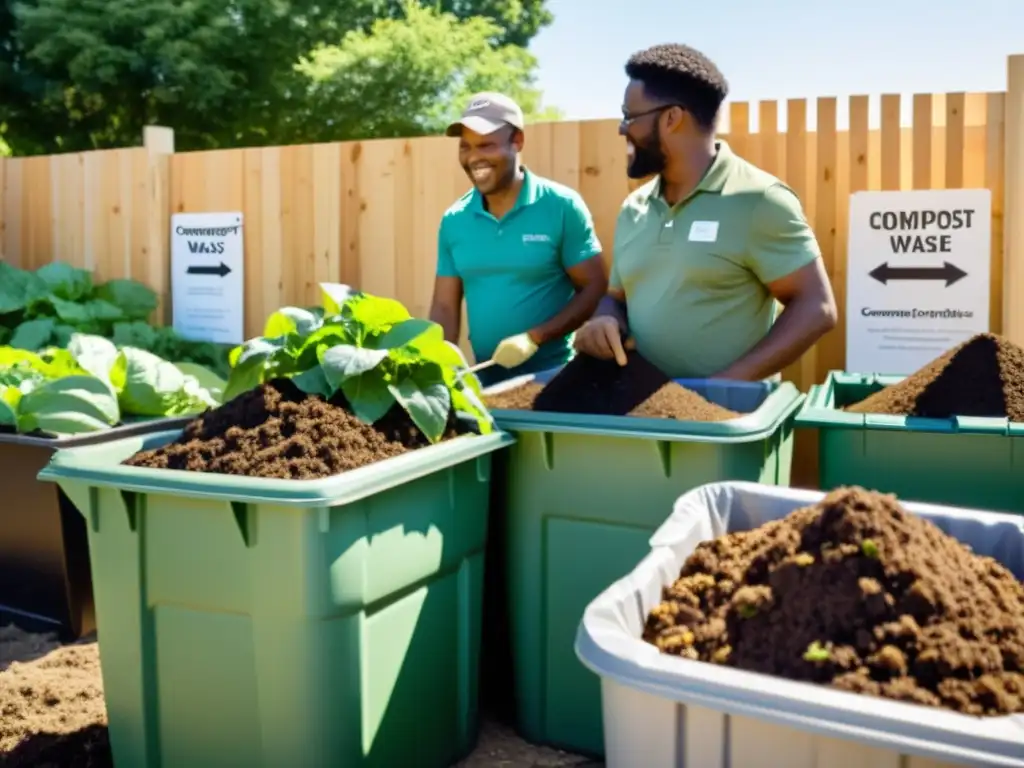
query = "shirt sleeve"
xmin=608 ymin=206 xmax=631 ymax=291
xmin=560 ymin=192 xmax=603 ymax=269
xmin=609 ymin=259 xmax=622 ymax=291
xmin=436 ymin=219 xmax=459 ymax=278
xmin=746 ymin=183 xmax=822 ymax=284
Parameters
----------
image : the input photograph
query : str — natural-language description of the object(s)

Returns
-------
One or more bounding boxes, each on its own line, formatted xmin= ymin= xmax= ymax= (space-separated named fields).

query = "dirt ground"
xmin=0 ymin=624 xmax=602 ymax=767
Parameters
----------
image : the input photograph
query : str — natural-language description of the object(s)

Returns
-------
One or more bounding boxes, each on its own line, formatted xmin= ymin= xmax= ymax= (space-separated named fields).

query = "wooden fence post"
xmin=1005 ymin=55 xmax=1024 ymax=342
xmin=143 ymin=126 xmax=175 ymax=325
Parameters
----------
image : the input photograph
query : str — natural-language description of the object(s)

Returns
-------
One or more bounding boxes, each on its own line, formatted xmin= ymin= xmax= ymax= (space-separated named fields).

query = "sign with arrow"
xmin=846 ymin=189 xmax=990 ymax=375
xmin=171 ymin=212 xmax=244 ymax=345
xmin=186 ymin=262 xmax=232 ymax=278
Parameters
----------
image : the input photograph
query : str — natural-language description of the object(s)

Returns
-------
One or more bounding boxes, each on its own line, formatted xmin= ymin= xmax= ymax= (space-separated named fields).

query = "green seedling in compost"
xmin=222 ymin=283 xmax=495 ymax=443
xmin=803 ymin=641 xmax=830 ymax=662
xmin=737 ymin=603 xmax=758 ymax=619
xmin=861 ymin=539 xmax=880 ymax=559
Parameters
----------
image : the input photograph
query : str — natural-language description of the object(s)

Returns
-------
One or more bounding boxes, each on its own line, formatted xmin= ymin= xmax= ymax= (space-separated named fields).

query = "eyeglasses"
xmin=620 ymin=104 xmax=685 ymax=127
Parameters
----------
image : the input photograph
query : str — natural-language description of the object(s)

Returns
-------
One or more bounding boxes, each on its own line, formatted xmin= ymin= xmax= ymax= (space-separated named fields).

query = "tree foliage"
xmin=0 ymin=0 xmax=556 ymax=155
xmin=295 ymin=2 xmax=560 ymax=142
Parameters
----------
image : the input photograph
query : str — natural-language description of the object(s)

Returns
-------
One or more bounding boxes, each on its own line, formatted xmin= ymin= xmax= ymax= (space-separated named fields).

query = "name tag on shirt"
xmin=688 ymin=221 xmax=719 ymax=242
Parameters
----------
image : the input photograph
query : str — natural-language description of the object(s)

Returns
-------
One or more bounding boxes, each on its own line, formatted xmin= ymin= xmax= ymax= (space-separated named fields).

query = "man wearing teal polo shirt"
xmin=428 ymin=92 xmax=608 ymax=386
xmin=575 ymin=44 xmax=837 ymax=380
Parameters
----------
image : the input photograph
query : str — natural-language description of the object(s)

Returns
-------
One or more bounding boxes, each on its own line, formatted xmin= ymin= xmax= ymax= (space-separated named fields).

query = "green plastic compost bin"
xmin=795 ymin=370 xmax=1024 ymax=512
xmin=482 ymin=370 xmax=804 ymax=756
xmin=38 ymin=427 xmax=514 ymax=768
xmin=0 ymin=417 xmax=192 ymax=641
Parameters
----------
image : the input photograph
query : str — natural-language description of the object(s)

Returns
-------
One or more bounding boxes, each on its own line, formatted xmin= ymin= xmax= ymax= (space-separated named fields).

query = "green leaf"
xmin=17 ymin=374 xmax=120 ymax=435
xmin=35 ymin=262 xmax=93 ymax=302
xmin=0 ymin=262 xmax=49 ymax=314
xmin=319 ymin=344 xmax=388 ymax=390
xmin=293 ymin=324 xmax=357 ymax=369
xmin=292 ymin=366 xmax=332 ymax=398
xmin=369 ymin=318 xmax=437 ymax=351
xmin=222 ymin=336 xmax=289 ymax=401
xmin=388 ymin=362 xmax=450 ymax=443
xmin=49 ymin=296 xmax=125 ymax=329
xmin=117 ymin=347 xmax=211 ymax=417
xmin=0 ymin=385 xmax=20 ymax=427
xmin=320 ymin=283 xmax=361 ymax=317
xmin=174 ymin=362 xmax=226 ymax=403
xmin=67 ymin=333 xmax=122 ymax=388
xmin=345 ymin=293 xmax=411 ymax=338
xmin=112 ymin=320 xmax=159 ymax=349
xmin=452 ymin=380 xmax=493 ymax=434
xmin=263 ymin=306 xmax=323 ymax=339
xmin=340 ymin=367 xmax=397 ymax=424
xmin=9 ymin=318 xmax=57 ymax=350
xmin=93 ymin=279 xmax=159 ymax=321
xmin=51 ymin=324 xmax=79 ymax=347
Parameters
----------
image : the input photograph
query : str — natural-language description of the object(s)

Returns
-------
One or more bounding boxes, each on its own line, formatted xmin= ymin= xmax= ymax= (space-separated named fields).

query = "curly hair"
xmin=625 ymin=44 xmax=729 ymax=132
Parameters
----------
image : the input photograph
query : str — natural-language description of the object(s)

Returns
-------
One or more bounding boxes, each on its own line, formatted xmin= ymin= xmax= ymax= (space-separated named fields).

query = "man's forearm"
xmin=429 ymin=305 xmax=461 ymax=345
xmin=529 ymin=284 xmax=606 ymax=344
xmin=714 ymin=298 xmax=836 ymax=381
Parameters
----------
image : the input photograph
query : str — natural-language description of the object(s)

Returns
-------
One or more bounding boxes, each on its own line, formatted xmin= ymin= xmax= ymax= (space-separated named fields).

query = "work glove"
xmin=493 ymin=332 xmax=539 ymax=369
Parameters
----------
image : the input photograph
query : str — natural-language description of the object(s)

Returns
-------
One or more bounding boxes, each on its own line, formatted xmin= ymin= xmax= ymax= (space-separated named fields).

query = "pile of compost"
xmin=846 ymin=333 xmax=1024 ymax=421
xmin=483 ymin=352 xmax=740 ymax=421
xmin=643 ymin=486 xmax=1024 ymax=715
xmin=123 ymin=378 xmax=470 ymax=479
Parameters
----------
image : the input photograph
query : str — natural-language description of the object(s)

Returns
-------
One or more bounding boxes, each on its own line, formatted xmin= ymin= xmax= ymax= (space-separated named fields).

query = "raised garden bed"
xmin=37 ymin=285 xmax=513 ymax=768
xmin=0 ymin=336 xmax=221 ymax=640
xmin=478 ymin=352 xmax=804 ymax=756
xmin=795 ymin=332 xmax=1024 ymax=512
xmin=576 ymin=481 xmax=1024 ymax=767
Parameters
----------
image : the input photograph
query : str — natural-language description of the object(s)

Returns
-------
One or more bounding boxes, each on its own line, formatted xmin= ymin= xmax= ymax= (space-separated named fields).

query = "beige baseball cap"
xmin=445 ymin=92 xmax=525 ymax=137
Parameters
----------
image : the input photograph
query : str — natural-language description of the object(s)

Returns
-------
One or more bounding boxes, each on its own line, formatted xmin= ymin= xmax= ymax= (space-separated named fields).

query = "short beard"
xmin=627 ymin=123 xmax=666 ymax=179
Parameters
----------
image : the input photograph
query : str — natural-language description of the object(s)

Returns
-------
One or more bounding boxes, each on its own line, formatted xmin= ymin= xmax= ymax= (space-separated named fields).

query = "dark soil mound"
xmin=2 ymin=725 xmax=111 ymax=767
xmin=483 ymin=353 xmax=739 ymax=421
xmin=643 ymin=486 xmax=1024 ymax=716
xmin=123 ymin=378 xmax=470 ymax=479
xmin=847 ymin=333 xmax=1024 ymax=421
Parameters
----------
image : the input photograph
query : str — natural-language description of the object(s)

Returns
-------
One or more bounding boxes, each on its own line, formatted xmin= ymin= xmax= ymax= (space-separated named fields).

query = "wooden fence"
xmin=1 ymin=54 xmax=1023 ymax=398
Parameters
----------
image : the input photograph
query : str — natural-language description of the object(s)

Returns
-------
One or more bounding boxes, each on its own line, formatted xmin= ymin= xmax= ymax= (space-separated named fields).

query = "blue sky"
xmin=530 ymin=0 xmax=1023 ymax=128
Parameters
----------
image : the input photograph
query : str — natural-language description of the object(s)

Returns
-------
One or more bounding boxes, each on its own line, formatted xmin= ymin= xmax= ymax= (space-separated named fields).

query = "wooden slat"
xmin=758 ymin=101 xmax=782 ymax=177
xmin=728 ymin=102 xmax=751 ymax=163
xmin=912 ymin=93 xmax=933 ymax=189
xmin=1005 ymin=55 xmax=1024 ymax=343
xmin=881 ymin=94 xmax=901 ymax=190
xmin=945 ymin=92 xmax=966 ymax=188
xmin=815 ymin=97 xmax=840 ymax=376
xmin=989 ymin=92 xmax=1007 ymax=336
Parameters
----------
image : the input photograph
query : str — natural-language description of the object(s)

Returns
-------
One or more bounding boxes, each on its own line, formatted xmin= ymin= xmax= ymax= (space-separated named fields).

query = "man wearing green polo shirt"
xmin=429 ymin=92 xmax=608 ymax=386
xmin=575 ymin=44 xmax=837 ymax=381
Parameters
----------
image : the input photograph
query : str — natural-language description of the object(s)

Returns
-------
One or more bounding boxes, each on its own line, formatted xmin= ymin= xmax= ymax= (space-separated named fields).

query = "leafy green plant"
xmin=223 ymin=283 xmax=493 ymax=443
xmin=0 ymin=333 xmax=224 ymax=437
xmin=0 ymin=261 xmax=232 ymax=377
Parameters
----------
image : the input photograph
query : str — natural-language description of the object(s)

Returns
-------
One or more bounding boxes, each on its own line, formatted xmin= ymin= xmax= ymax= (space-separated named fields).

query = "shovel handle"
xmin=461 ymin=359 xmax=498 ymax=376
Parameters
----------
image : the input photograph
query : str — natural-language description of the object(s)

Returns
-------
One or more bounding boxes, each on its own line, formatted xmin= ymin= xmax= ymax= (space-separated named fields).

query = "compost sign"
xmin=845 ymin=189 xmax=991 ymax=375
xmin=171 ymin=212 xmax=245 ymax=345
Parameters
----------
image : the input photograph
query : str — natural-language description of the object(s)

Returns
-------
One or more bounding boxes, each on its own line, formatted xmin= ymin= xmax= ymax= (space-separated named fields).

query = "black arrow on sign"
xmin=186 ymin=262 xmax=231 ymax=277
xmin=869 ymin=261 xmax=967 ymax=287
